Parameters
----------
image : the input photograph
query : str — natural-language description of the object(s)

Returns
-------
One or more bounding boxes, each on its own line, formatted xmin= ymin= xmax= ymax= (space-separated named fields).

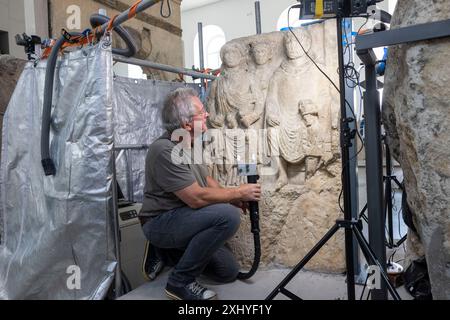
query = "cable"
xmin=359 ymin=271 xmax=370 ymax=300
xmin=160 ymin=0 xmax=172 ymax=18
xmin=287 ymin=7 xmax=340 ymax=93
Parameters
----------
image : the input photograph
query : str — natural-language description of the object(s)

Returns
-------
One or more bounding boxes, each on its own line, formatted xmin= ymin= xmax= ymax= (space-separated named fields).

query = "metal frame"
xmin=355 ymin=18 xmax=450 ymax=300
xmin=255 ymin=1 xmax=262 ymax=34
xmin=113 ymin=56 xmax=217 ymax=80
xmin=198 ymin=22 xmax=207 ymax=94
xmin=343 ymin=18 xmax=362 ymax=283
xmin=111 ymin=144 xmax=150 ymax=297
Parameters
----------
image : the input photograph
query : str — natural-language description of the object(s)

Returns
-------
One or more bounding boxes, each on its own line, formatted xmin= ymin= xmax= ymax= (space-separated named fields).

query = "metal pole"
xmin=125 ymin=150 xmax=133 ymax=202
xmin=336 ymin=17 xmax=356 ymax=300
xmin=113 ymin=56 xmax=217 ymax=80
xmin=111 ymin=150 xmax=122 ymax=298
xmin=343 ymin=18 xmax=362 ymax=282
xmin=115 ymin=144 xmax=150 ymax=151
xmin=255 ymin=1 xmax=262 ymax=34
xmin=385 ymin=141 xmax=394 ymax=247
xmin=198 ymin=22 xmax=206 ymax=94
xmin=96 ymin=0 xmax=162 ymax=35
xmin=362 ymin=53 xmax=388 ymax=300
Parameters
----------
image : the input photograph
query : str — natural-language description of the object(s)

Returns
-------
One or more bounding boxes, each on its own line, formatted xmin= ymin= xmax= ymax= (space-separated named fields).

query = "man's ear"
xmin=182 ymin=121 xmax=193 ymax=132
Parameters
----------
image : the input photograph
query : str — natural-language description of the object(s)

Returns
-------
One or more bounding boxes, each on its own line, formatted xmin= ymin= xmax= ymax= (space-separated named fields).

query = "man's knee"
xmin=211 ymin=204 xmax=241 ymax=234
xmin=217 ymin=260 xmax=240 ymax=283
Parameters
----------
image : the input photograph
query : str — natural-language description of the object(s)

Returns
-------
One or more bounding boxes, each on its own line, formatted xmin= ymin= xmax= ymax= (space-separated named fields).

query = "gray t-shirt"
xmin=140 ymin=132 xmax=209 ymax=217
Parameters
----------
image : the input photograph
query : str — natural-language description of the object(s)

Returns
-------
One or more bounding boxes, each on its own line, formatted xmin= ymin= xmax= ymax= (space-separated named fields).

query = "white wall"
xmin=0 ymin=0 xmax=26 ymax=58
xmin=181 ymin=0 xmax=295 ymax=69
xmin=0 ymin=0 xmax=48 ymax=59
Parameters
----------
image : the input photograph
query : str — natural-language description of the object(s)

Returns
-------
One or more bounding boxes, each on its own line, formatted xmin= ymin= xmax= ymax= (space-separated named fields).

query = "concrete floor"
xmin=120 ymin=267 xmax=412 ymax=300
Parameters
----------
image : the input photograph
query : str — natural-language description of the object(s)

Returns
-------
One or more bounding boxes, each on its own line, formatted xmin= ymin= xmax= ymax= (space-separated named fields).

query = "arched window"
xmin=277 ymin=6 xmax=315 ymax=31
xmin=194 ymin=25 xmax=226 ymax=70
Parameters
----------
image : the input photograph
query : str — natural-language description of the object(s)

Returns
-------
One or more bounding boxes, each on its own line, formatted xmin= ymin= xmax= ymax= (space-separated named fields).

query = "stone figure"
xmin=206 ymin=42 xmax=253 ymax=185
xmin=207 ymin=42 xmax=254 ymax=129
xmin=238 ymin=41 xmax=273 ymax=129
xmin=265 ymin=31 xmax=334 ymax=189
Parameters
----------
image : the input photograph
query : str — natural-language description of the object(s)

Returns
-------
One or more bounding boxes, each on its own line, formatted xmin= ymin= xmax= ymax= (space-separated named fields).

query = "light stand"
xmin=383 ymin=137 xmax=406 ymax=249
xmin=266 ymin=17 xmax=400 ymax=301
xmin=359 ymin=136 xmax=407 ymax=249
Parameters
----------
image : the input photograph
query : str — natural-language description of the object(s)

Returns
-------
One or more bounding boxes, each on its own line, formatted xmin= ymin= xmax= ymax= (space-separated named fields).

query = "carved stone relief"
xmin=205 ymin=20 xmax=345 ymax=272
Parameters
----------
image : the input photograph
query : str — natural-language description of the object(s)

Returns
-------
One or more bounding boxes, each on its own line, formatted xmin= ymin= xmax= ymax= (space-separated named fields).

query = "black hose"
xmin=237 ymin=231 xmax=261 ymax=280
xmin=41 ymin=35 xmax=66 ymax=176
xmin=237 ymin=175 xmax=261 ymax=280
xmin=89 ymin=14 xmax=137 ymax=57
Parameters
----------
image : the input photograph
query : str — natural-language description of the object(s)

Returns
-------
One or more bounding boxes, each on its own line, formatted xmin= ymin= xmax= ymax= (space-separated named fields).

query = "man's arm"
xmin=206 ymin=176 xmax=249 ymax=212
xmin=206 ymin=176 xmax=222 ymax=189
xmin=174 ymin=182 xmax=261 ymax=209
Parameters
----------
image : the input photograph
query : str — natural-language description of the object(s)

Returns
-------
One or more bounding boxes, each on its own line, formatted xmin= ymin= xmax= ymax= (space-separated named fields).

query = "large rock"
xmin=206 ymin=20 xmax=345 ymax=272
xmin=0 ymin=55 xmax=27 ymax=113
xmin=0 ymin=55 xmax=27 ymax=155
xmin=382 ymin=0 xmax=450 ymax=299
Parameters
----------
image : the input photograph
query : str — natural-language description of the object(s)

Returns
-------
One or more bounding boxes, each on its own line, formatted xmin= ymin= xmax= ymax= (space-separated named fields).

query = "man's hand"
xmin=237 ymin=184 xmax=262 ymax=202
xmin=230 ymin=200 xmax=249 ymax=214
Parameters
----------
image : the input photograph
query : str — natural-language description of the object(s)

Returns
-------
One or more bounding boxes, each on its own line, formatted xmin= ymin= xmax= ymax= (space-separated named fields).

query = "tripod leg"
xmin=359 ymin=203 xmax=368 ymax=223
xmin=352 ymin=227 xmax=402 ymax=300
xmin=394 ymin=234 xmax=407 ymax=247
xmin=384 ymin=143 xmax=395 ymax=248
xmin=392 ymin=177 xmax=403 ymax=190
xmin=265 ymin=223 xmax=341 ymax=300
xmin=385 ymin=177 xmax=395 ymax=248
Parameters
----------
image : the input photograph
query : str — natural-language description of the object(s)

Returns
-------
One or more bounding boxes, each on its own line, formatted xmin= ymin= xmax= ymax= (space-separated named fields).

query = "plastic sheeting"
xmin=113 ymin=77 xmax=201 ymax=202
xmin=0 ymin=39 xmax=116 ymax=299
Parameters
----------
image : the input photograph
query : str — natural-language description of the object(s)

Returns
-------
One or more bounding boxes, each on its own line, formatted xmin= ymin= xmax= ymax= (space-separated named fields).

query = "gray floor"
xmin=120 ymin=267 xmax=412 ymax=300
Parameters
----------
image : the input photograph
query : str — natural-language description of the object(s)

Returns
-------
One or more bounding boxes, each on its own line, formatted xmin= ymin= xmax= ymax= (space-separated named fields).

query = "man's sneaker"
xmin=165 ymin=281 xmax=217 ymax=300
xmin=142 ymin=241 xmax=164 ymax=281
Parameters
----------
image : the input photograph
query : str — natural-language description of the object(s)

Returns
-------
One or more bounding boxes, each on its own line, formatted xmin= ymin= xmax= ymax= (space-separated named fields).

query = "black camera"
xmin=298 ymin=0 xmax=383 ymax=19
xmin=15 ymin=33 xmax=42 ymax=61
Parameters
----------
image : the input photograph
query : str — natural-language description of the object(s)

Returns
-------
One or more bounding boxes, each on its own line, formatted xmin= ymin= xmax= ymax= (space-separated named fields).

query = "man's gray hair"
xmin=162 ymin=87 xmax=199 ymax=133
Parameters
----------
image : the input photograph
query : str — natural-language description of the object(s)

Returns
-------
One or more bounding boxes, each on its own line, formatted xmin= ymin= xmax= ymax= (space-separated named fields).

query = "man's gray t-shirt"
xmin=140 ymin=132 xmax=209 ymax=217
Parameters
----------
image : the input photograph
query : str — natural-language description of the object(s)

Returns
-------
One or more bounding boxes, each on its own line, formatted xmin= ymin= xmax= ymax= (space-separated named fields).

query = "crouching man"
xmin=139 ymin=88 xmax=261 ymax=300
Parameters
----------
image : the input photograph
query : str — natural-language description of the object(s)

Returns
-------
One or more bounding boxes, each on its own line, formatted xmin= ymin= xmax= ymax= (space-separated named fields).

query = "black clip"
xmin=61 ymin=29 xmax=77 ymax=44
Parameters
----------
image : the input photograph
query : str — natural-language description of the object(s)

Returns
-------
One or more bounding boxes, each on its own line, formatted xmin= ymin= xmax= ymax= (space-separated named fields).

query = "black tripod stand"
xmin=359 ymin=135 xmax=406 ymax=249
xmin=266 ymin=18 xmax=401 ymax=301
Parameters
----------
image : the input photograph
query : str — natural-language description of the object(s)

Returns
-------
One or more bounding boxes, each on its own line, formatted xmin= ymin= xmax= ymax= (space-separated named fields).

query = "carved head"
xmin=250 ymin=41 xmax=272 ymax=65
xmin=283 ymin=30 xmax=312 ymax=59
xmin=220 ymin=42 xmax=245 ymax=68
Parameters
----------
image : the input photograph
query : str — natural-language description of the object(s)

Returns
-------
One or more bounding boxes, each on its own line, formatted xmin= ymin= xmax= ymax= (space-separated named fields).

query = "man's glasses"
xmin=192 ymin=108 xmax=209 ymax=119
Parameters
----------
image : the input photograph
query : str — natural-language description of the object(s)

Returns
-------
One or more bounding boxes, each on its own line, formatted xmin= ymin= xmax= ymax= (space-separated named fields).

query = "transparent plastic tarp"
xmin=0 ymin=39 xmax=116 ymax=299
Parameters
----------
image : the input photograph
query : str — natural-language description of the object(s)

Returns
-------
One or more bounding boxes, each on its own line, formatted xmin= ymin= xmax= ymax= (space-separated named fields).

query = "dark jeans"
xmin=142 ymin=204 xmax=241 ymax=287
